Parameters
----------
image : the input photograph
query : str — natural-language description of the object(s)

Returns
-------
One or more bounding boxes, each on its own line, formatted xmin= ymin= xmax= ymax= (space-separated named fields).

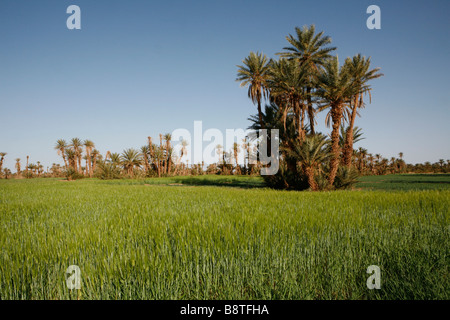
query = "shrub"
xmin=95 ymin=162 xmax=122 ymax=180
xmin=64 ymin=168 xmax=84 ymax=181
xmin=333 ymin=166 xmax=360 ymax=190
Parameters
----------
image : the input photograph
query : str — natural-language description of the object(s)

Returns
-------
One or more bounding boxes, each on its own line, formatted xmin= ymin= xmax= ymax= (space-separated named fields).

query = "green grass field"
xmin=0 ymin=175 xmax=448 ymax=299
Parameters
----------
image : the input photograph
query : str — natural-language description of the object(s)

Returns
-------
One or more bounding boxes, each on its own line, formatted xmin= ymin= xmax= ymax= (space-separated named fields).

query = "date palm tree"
xmin=285 ymin=134 xmax=331 ymax=191
xmin=0 ymin=152 xmax=6 ymax=173
xmin=65 ymin=149 xmax=76 ymax=170
xmin=277 ymin=24 xmax=337 ymax=134
xmin=121 ymin=148 xmax=142 ymax=177
xmin=91 ymin=149 xmax=100 ymax=174
xmin=233 ymin=142 xmax=241 ymax=175
xmin=55 ymin=140 xmax=69 ymax=169
xmin=83 ymin=140 xmax=95 ymax=177
xmin=15 ymin=158 xmax=21 ymax=175
xmin=236 ymin=51 xmax=271 ymax=129
xmin=164 ymin=133 xmax=172 ymax=174
xmin=70 ymin=138 xmax=83 ymax=173
xmin=317 ymin=56 xmax=355 ymax=186
xmin=342 ymin=54 xmax=383 ymax=167
xmin=268 ymin=59 xmax=309 ymax=141
xmin=140 ymin=145 xmax=151 ymax=174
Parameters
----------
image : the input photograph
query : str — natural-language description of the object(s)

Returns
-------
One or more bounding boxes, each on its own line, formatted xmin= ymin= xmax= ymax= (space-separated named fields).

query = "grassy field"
xmin=0 ymin=175 xmax=448 ymax=300
xmin=356 ymin=174 xmax=450 ymax=191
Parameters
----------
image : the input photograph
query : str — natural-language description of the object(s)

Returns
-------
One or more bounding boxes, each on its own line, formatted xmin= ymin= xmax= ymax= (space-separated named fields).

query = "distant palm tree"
xmin=164 ymin=133 xmax=172 ymax=174
xmin=65 ymin=149 xmax=76 ymax=170
xmin=236 ymin=51 xmax=271 ymax=129
xmin=15 ymin=158 xmax=21 ymax=175
xmin=317 ymin=56 xmax=355 ymax=185
xmin=173 ymin=139 xmax=188 ymax=176
xmin=109 ymin=152 xmax=121 ymax=165
xmin=0 ymin=152 xmax=6 ymax=173
xmin=121 ymin=148 xmax=142 ymax=177
xmin=70 ymin=138 xmax=83 ymax=173
xmin=84 ymin=140 xmax=95 ymax=177
xmin=55 ymin=139 xmax=69 ymax=169
xmin=233 ymin=142 xmax=241 ymax=174
xmin=140 ymin=145 xmax=151 ymax=173
xmin=91 ymin=149 xmax=100 ymax=174
xmin=277 ymin=24 xmax=337 ymax=134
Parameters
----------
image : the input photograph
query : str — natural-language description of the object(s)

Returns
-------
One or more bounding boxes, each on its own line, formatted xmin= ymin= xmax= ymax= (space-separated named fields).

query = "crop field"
xmin=0 ymin=176 xmax=448 ymax=300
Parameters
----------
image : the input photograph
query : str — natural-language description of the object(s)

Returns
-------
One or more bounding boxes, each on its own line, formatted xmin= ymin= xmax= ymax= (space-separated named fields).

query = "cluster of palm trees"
xmin=237 ymin=25 xmax=383 ymax=190
xmin=51 ymin=134 xmax=196 ymax=179
xmin=54 ymin=138 xmax=100 ymax=178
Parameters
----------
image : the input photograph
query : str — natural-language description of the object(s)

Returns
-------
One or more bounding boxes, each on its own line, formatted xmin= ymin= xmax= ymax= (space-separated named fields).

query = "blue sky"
xmin=0 ymin=0 xmax=449 ymax=170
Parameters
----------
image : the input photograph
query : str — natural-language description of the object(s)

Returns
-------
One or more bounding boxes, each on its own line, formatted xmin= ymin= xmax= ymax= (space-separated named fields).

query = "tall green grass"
xmin=0 ymin=178 xmax=448 ymax=299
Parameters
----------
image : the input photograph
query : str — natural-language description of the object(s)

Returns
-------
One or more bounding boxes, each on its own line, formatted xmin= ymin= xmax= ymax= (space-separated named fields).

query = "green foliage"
xmin=333 ymin=166 xmax=360 ymax=190
xmin=262 ymin=159 xmax=309 ymax=190
xmin=64 ymin=168 xmax=84 ymax=181
xmin=96 ymin=162 xmax=122 ymax=180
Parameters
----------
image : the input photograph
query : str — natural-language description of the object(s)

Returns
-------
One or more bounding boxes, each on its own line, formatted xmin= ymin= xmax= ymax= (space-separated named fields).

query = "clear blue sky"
xmin=0 ymin=0 xmax=449 ymax=170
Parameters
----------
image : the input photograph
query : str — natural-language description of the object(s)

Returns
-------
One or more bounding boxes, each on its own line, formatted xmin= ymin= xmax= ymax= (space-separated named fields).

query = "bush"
xmin=64 ymin=168 xmax=84 ymax=181
xmin=262 ymin=160 xmax=309 ymax=191
xmin=333 ymin=166 xmax=360 ymax=190
xmin=95 ymin=162 xmax=122 ymax=180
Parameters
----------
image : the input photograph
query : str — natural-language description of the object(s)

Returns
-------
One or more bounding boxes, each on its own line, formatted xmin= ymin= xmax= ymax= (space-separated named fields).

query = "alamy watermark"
xmin=170 ymin=121 xmax=279 ymax=175
xmin=65 ymin=265 xmax=81 ymax=290
xmin=367 ymin=5 xmax=381 ymax=30
xmin=366 ymin=265 xmax=381 ymax=289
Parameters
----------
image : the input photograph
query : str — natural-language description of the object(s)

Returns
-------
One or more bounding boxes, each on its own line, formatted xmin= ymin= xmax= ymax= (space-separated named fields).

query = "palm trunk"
xmin=93 ymin=157 xmax=97 ymax=173
xmin=300 ymin=105 xmax=305 ymax=142
xmin=328 ymin=104 xmax=343 ymax=186
xmin=78 ymin=155 xmax=82 ymax=174
xmin=342 ymin=95 xmax=359 ymax=167
xmin=305 ymin=166 xmax=318 ymax=191
xmin=62 ymin=152 xmax=68 ymax=170
xmin=306 ymin=87 xmax=315 ymax=135
xmin=257 ymin=99 xmax=265 ymax=130
xmin=87 ymin=150 xmax=93 ymax=177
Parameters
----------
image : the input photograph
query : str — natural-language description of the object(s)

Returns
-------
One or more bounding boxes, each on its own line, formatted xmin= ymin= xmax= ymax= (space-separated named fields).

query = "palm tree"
xmin=65 ymin=149 xmax=76 ymax=170
xmin=277 ymin=24 xmax=337 ymax=134
xmin=216 ymin=144 xmax=223 ymax=164
xmin=108 ymin=152 xmax=121 ymax=165
xmin=15 ymin=158 xmax=21 ymax=175
xmin=341 ymin=54 xmax=383 ymax=167
xmin=317 ymin=56 xmax=355 ymax=186
xmin=26 ymin=156 xmax=29 ymax=174
xmin=173 ymin=139 xmax=188 ymax=176
xmin=140 ymin=145 xmax=151 ymax=174
xmin=84 ymin=140 xmax=95 ymax=177
xmin=121 ymin=148 xmax=142 ymax=177
xmin=233 ymin=142 xmax=240 ymax=175
xmin=0 ymin=152 xmax=6 ymax=173
xmin=91 ymin=149 xmax=100 ymax=174
xmin=164 ymin=133 xmax=172 ymax=174
xmin=54 ymin=139 xmax=69 ymax=169
xmin=285 ymin=134 xmax=331 ymax=191
xmin=241 ymin=137 xmax=251 ymax=174
xmin=70 ymin=138 xmax=83 ymax=173
xmin=236 ymin=51 xmax=271 ymax=129
xmin=268 ymin=58 xmax=309 ymax=141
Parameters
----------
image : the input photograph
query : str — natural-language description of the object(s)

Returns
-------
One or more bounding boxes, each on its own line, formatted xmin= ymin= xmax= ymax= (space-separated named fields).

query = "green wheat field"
xmin=0 ymin=175 xmax=449 ymax=299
